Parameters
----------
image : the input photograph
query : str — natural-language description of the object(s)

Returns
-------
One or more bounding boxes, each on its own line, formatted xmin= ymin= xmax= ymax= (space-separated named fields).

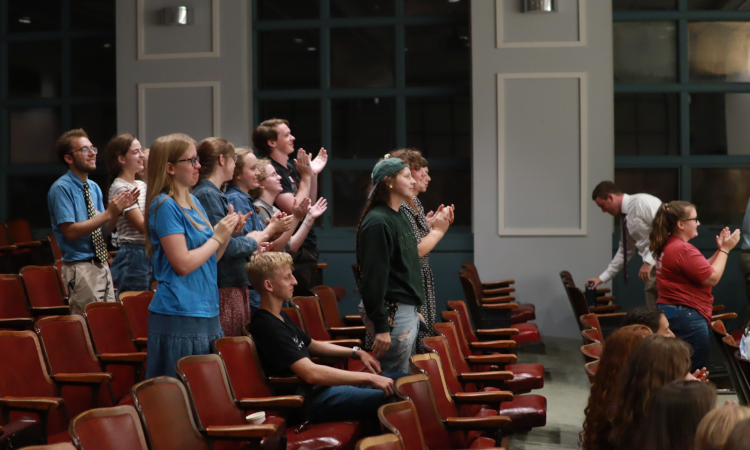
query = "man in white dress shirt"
xmin=586 ymin=181 xmax=663 ymax=308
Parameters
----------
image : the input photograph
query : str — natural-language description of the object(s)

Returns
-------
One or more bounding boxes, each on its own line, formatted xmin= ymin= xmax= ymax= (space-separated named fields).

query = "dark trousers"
xmin=657 ymin=303 xmax=710 ymax=372
xmin=292 ymin=246 xmax=321 ymax=296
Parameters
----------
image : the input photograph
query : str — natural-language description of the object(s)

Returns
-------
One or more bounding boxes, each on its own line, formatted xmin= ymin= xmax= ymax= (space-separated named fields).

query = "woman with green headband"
xmin=355 ymin=156 xmax=426 ymax=373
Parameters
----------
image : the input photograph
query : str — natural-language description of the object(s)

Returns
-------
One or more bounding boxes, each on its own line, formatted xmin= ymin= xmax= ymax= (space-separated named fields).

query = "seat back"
xmin=174 ymin=354 xmax=247 ymax=430
xmin=69 ymin=405 xmax=148 ymax=450
xmin=120 ymin=293 xmax=153 ymax=340
xmin=355 ymin=433 xmax=404 ymax=450
xmin=432 ymin=322 xmax=472 ymax=373
xmin=584 ymin=360 xmax=598 ymax=384
xmin=6 ymin=220 xmax=34 ymax=244
xmin=581 ymin=328 xmax=600 ymax=345
xmin=378 ymin=401 xmax=428 ymax=450
xmin=410 ymin=353 xmax=463 ymax=418
xmin=580 ymin=314 xmax=604 ymax=343
xmin=440 ymin=310 xmax=476 ymax=354
xmin=132 ymin=376 xmax=210 ymax=450
xmin=421 ymin=336 xmax=468 ymax=395
xmin=709 ymin=320 xmax=747 ymax=403
xmin=48 ymin=234 xmax=63 ymax=261
xmin=445 ymin=301 xmax=478 ymax=344
xmin=282 ymin=306 xmax=306 ymax=332
xmin=292 ymin=296 xmax=332 ymax=341
xmin=0 ymin=274 xmax=32 ymax=319
xmin=565 ymin=286 xmax=590 ymax=328
xmin=559 ymin=270 xmax=574 ymax=287
xmin=213 ymin=337 xmax=273 ymax=399
xmin=84 ymin=302 xmax=138 ymax=354
xmin=458 ymin=269 xmax=483 ymax=308
xmin=310 ymin=286 xmax=346 ymax=328
xmin=20 ymin=266 xmax=66 ymax=308
xmin=53 ymin=261 xmax=67 ymax=297
xmin=723 ymin=336 xmax=750 ymax=406
xmin=580 ymin=343 xmax=603 ymax=363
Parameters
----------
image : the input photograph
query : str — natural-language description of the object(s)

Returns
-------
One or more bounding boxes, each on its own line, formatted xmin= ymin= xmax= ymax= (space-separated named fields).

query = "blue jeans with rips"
xmin=360 ymin=303 xmax=420 ymax=374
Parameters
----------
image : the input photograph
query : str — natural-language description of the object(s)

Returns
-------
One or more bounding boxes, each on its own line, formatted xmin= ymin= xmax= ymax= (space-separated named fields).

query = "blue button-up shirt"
xmin=47 ymin=170 xmax=105 ymax=262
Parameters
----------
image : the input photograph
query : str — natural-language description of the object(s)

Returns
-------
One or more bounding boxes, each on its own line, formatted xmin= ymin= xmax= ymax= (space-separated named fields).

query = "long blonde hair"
xmin=145 ymin=133 xmax=212 ymax=257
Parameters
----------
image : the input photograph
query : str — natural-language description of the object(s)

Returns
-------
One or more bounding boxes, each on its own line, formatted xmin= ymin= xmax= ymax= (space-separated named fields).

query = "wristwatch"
xmin=351 ymin=346 xmax=361 ymax=360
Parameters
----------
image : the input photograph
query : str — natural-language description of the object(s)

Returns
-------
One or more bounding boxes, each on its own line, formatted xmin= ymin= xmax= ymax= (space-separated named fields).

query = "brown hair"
xmin=580 ymin=325 xmax=653 ymax=450
xmin=592 ymin=181 xmax=622 ymax=201
xmin=56 ymin=128 xmax=89 ymax=164
xmin=634 ymin=380 xmax=716 ymax=450
xmin=251 ymin=158 xmax=273 ymax=199
xmin=649 ymin=200 xmax=695 ymax=258
xmin=695 ymin=405 xmax=750 ymax=450
xmin=252 ymin=118 xmax=290 ymax=157
xmin=723 ymin=417 xmax=750 ymax=450
xmin=197 ymin=137 xmax=236 ymax=179
xmin=232 ymin=147 xmax=254 ymax=180
xmin=105 ymin=133 xmax=137 ymax=189
xmin=609 ymin=334 xmax=692 ymax=448
xmin=390 ymin=148 xmax=428 ymax=171
xmin=144 ymin=133 xmax=212 ymax=257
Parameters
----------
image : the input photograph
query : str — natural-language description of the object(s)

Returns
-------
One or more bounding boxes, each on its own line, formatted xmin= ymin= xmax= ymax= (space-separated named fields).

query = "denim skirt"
xmin=145 ymin=312 xmax=224 ymax=379
xmin=111 ymin=242 xmax=154 ymax=295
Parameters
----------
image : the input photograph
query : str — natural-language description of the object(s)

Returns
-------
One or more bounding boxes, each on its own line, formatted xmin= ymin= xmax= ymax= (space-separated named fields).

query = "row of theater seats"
xmin=0 ymin=220 xmax=56 ymax=274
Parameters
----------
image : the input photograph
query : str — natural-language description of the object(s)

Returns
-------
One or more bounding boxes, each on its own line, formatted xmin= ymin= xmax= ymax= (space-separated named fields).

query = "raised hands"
xmin=716 ymin=227 xmax=741 ymax=253
xmin=253 ymin=242 xmax=272 ymax=255
xmin=310 ymin=148 xmax=328 ymax=175
xmin=307 ymin=197 xmax=328 ymax=220
xmin=292 ymin=197 xmax=312 ymax=222
xmin=214 ymin=205 xmax=241 ymax=244
xmin=108 ymin=188 xmax=138 ymax=216
xmin=294 ymin=149 xmax=313 ymax=178
xmin=266 ymin=211 xmax=295 ymax=236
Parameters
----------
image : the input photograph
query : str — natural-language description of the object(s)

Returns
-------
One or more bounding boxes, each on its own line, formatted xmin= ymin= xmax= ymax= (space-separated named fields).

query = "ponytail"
xmin=354 ymin=176 xmax=395 ymax=284
xmin=649 ymin=200 xmax=694 ymax=258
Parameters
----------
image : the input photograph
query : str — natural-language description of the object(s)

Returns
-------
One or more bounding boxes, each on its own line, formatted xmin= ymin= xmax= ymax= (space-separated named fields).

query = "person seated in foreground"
xmin=246 ymin=252 xmax=407 ymax=425
xmin=621 ymin=307 xmax=675 ymax=337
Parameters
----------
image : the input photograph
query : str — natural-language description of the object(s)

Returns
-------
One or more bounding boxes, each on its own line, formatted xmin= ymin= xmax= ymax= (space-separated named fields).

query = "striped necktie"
xmin=82 ymin=182 xmax=108 ymax=263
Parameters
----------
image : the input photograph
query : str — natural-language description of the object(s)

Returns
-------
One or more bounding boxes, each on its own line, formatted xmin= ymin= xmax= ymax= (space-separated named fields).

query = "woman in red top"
xmin=650 ymin=200 xmax=740 ymax=372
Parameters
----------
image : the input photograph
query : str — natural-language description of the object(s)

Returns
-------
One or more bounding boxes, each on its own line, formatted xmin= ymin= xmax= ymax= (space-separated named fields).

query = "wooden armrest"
xmin=596 ymin=296 xmax=616 ymax=303
xmin=482 ymin=279 xmax=515 ymax=288
xmin=344 ymin=315 xmax=364 ymax=325
xmin=452 ymin=391 xmax=514 ymax=403
xmin=713 ymin=305 xmax=726 ymax=312
xmin=444 ymin=416 xmax=512 ymax=430
xmin=31 ymin=306 xmax=70 ymax=316
xmin=14 ymin=241 xmax=42 ymax=248
xmin=713 ymin=313 xmax=738 ymax=321
xmin=99 ymin=353 xmax=148 ymax=363
xmin=53 ymin=373 xmax=112 ymax=384
xmin=596 ymin=288 xmax=610 ymax=295
xmin=590 ymin=305 xmax=621 ymax=313
xmin=267 ymin=376 xmax=306 ymax=385
xmin=0 ymin=318 xmax=35 ymax=330
xmin=0 ymin=245 xmax=17 ymax=253
xmin=483 ymin=287 xmax=515 ymax=296
xmin=595 ymin=312 xmax=627 ymax=320
xmin=482 ymin=303 xmax=518 ymax=310
xmin=320 ymin=339 xmax=362 ymax=348
xmin=329 ymin=326 xmax=367 ymax=334
xmin=467 ymin=354 xmax=517 ymax=364
xmin=459 ymin=371 xmax=513 ymax=382
xmin=470 ymin=340 xmax=516 ymax=349
xmin=0 ymin=397 xmax=63 ymax=412
xmin=477 ymin=328 xmax=519 ymax=336
xmin=134 ymin=337 xmax=148 ymax=348
xmin=205 ymin=424 xmax=278 ymax=438
xmin=481 ymin=296 xmax=515 ymax=304
xmin=317 ymin=263 xmax=329 ymax=269
xmin=238 ymin=396 xmax=305 ymax=410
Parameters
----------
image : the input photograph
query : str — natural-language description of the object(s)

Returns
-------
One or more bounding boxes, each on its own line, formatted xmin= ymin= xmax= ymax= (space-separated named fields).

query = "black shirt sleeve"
xmin=248 ymin=310 xmax=312 ymax=377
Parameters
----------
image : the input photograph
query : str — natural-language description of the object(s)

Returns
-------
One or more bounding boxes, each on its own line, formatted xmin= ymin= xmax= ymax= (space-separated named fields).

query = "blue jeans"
xmin=111 ymin=243 xmax=154 ymax=296
xmin=360 ymin=303 xmax=420 ymax=373
xmin=657 ymin=303 xmax=710 ymax=372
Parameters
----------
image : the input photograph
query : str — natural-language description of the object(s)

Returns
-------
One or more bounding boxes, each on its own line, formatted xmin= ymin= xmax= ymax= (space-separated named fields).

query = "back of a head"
xmin=634 ymin=380 xmax=716 ymax=450
xmin=591 ymin=181 xmax=622 ymax=201
xmin=621 ymin=308 xmax=663 ymax=333
xmin=724 ymin=417 xmax=750 ymax=450
xmin=696 ymin=405 xmax=750 ymax=450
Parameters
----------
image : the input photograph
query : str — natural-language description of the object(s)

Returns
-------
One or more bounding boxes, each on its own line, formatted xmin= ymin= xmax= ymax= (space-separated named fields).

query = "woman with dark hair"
xmin=650 ymin=200 xmax=740 ymax=371
xmin=633 ymin=380 xmax=716 ymax=450
xmin=580 ymin=325 xmax=653 ymax=450
xmin=390 ymin=149 xmax=452 ymax=353
xmin=620 ymin=307 xmax=674 ymax=337
xmin=105 ymin=133 xmax=151 ymax=295
xmin=356 ymin=156 xmax=448 ymax=372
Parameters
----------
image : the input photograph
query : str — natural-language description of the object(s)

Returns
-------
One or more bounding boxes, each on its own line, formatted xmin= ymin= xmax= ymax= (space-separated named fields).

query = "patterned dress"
xmin=401 ymin=197 xmax=436 ymax=353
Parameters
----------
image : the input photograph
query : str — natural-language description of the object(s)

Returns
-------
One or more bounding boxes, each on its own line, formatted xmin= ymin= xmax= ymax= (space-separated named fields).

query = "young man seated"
xmin=246 ymin=252 xmax=407 ymax=424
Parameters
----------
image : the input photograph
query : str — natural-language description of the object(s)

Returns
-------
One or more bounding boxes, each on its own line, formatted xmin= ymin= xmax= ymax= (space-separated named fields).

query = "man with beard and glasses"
xmin=48 ymin=129 xmax=137 ymax=314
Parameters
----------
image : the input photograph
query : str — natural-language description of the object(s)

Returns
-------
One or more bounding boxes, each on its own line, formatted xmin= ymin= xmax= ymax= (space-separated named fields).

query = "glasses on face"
xmin=70 ymin=146 xmax=98 ymax=156
xmin=174 ymin=156 xmax=200 ymax=167
xmin=684 ymin=217 xmax=699 ymax=222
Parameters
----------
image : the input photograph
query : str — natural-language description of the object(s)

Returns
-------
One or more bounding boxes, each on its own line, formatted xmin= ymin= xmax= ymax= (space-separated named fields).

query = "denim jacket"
xmin=225 ymin=186 xmax=265 ymax=234
xmin=192 ymin=179 xmax=258 ymax=289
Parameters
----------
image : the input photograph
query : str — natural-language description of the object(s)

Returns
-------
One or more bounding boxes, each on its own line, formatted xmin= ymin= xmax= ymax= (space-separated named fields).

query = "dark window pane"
xmin=688 ymin=0 xmax=750 ymax=9
xmin=405 ymin=25 xmax=470 ymax=87
xmin=331 ymin=28 xmax=395 ymax=88
xmin=9 ymin=175 xmax=62 ymax=228
xmin=72 ymin=38 xmax=116 ymax=96
xmin=689 ymin=22 xmax=750 ymax=82
xmin=71 ymin=0 xmax=115 ymax=29
xmin=258 ymin=0 xmax=320 ymax=20
xmin=332 ymin=170 xmax=370 ymax=227
xmin=72 ymin=103 xmax=117 ymax=163
xmin=688 ymin=93 xmax=750 ymax=155
xmin=258 ymin=30 xmax=320 ymax=89
xmin=614 ymin=22 xmax=677 ymax=83
xmin=331 ymin=0 xmax=394 ymax=17
xmin=9 ymin=41 xmax=61 ymax=99
xmin=257 ymin=100 xmax=322 ymax=156
xmin=407 ymin=96 xmax=471 ymax=158
xmin=614 ymin=168 xmax=679 ymax=203
xmin=8 ymin=0 xmax=60 ymax=32
xmin=417 ymin=169 xmax=471 ymax=227
xmin=613 ymin=0 xmax=676 ymax=10
xmin=614 ymin=93 xmax=679 ymax=156
xmin=10 ymin=108 xmax=62 ymax=164
xmin=331 ymin=98 xmax=396 ymax=159
xmin=691 ymin=168 xmax=750 ymax=225
xmin=405 ymin=0 xmax=469 ymax=15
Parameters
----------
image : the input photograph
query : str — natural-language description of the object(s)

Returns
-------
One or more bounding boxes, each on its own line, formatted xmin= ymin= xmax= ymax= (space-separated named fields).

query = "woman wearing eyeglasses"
xmin=650 ymin=200 xmax=740 ymax=372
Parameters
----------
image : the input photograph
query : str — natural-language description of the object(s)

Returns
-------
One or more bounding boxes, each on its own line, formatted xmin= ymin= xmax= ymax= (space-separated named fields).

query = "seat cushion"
xmin=510 ymin=304 xmax=536 ymax=324
xmin=287 ymin=421 xmax=364 ymax=450
xmin=731 ymin=329 xmax=743 ymax=343
xmin=502 ymin=363 xmax=545 ymax=392
xmin=117 ymin=392 xmax=135 ymax=408
xmin=499 ymin=394 xmax=547 ymax=430
xmin=511 ymin=323 xmax=541 ymax=344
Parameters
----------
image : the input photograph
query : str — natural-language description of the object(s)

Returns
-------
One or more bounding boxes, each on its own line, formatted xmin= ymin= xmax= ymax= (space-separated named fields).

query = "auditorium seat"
xmin=310 ymin=285 xmax=365 ymax=332
xmin=581 ymin=329 xmax=600 ymax=345
xmin=292 ymin=296 xmax=362 ymax=347
xmin=461 ymin=263 xmax=534 ymax=325
xmin=355 ymin=434 xmax=404 ymax=450
xmin=580 ymin=313 xmax=619 ymax=343
xmin=459 ymin=269 xmax=535 ymax=332
xmin=214 ymin=336 xmax=366 ymax=450
xmin=120 ymin=292 xmax=153 ymax=344
xmin=444 ymin=301 xmax=540 ymax=346
xmin=0 ymin=240 xmax=16 ymax=275
xmin=69 ymin=405 xmax=148 ymax=450
xmin=0 ymin=418 xmax=42 ymax=449
xmin=53 ymin=261 xmax=67 ymax=297
xmin=580 ymin=343 xmax=602 ymax=364
xmin=0 ymin=331 xmax=73 ymax=444
xmin=17 ymin=443 xmax=76 ymax=450
xmin=734 ymin=351 xmax=750 ymax=404
xmin=0 ymin=274 xmax=34 ymax=330
xmin=584 ymin=360 xmax=598 ymax=384
xmin=47 ymin=234 xmax=63 ymax=262
xmin=710 ymin=320 xmax=748 ymax=405
xmin=175 ymin=354 xmax=286 ymax=450
xmin=564 ymin=286 xmax=623 ymax=338
xmin=19 ymin=266 xmax=70 ymax=316
xmin=1 ymin=222 xmax=41 ymax=269
xmin=6 ymin=220 xmax=50 ymax=265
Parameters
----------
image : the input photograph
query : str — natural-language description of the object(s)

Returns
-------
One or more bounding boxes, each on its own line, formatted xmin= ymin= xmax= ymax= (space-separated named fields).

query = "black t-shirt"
xmin=271 ymin=158 xmax=317 ymax=249
xmin=248 ymin=309 xmax=312 ymax=378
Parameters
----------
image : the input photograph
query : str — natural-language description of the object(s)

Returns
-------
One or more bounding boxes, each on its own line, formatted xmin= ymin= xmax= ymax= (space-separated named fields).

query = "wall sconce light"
xmin=161 ymin=6 xmax=193 ymax=25
xmin=523 ymin=0 xmax=556 ymax=13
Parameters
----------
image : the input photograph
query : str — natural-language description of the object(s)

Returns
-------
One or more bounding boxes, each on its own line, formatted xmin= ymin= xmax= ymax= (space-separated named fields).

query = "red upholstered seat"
xmin=461 ymin=263 xmax=535 ymax=325
xmin=309 ymin=286 xmax=366 ymax=337
xmin=120 ymin=292 xmax=152 ymax=343
xmin=511 ymin=304 xmax=536 ymax=324
xmin=19 ymin=266 xmax=69 ymax=316
xmin=445 ymin=301 xmax=540 ymax=347
xmin=354 ymin=434 xmax=404 ymax=450
xmin=581 ymin=343 xmax=603 ymax=363
xmin=69 ymin=405 xmax=148 ymax=450
xmin=731 ymin=329 xmax=743 ymax=343
xmin=0 ymin=274 xmax=34 ymax=330
xmin=511 ymin=323 xmax=541 ymax=344
xmin=585 ymin=361 xmax=598 ymax=384
xmin=292 ymin=297 xmax=362 ymax=348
